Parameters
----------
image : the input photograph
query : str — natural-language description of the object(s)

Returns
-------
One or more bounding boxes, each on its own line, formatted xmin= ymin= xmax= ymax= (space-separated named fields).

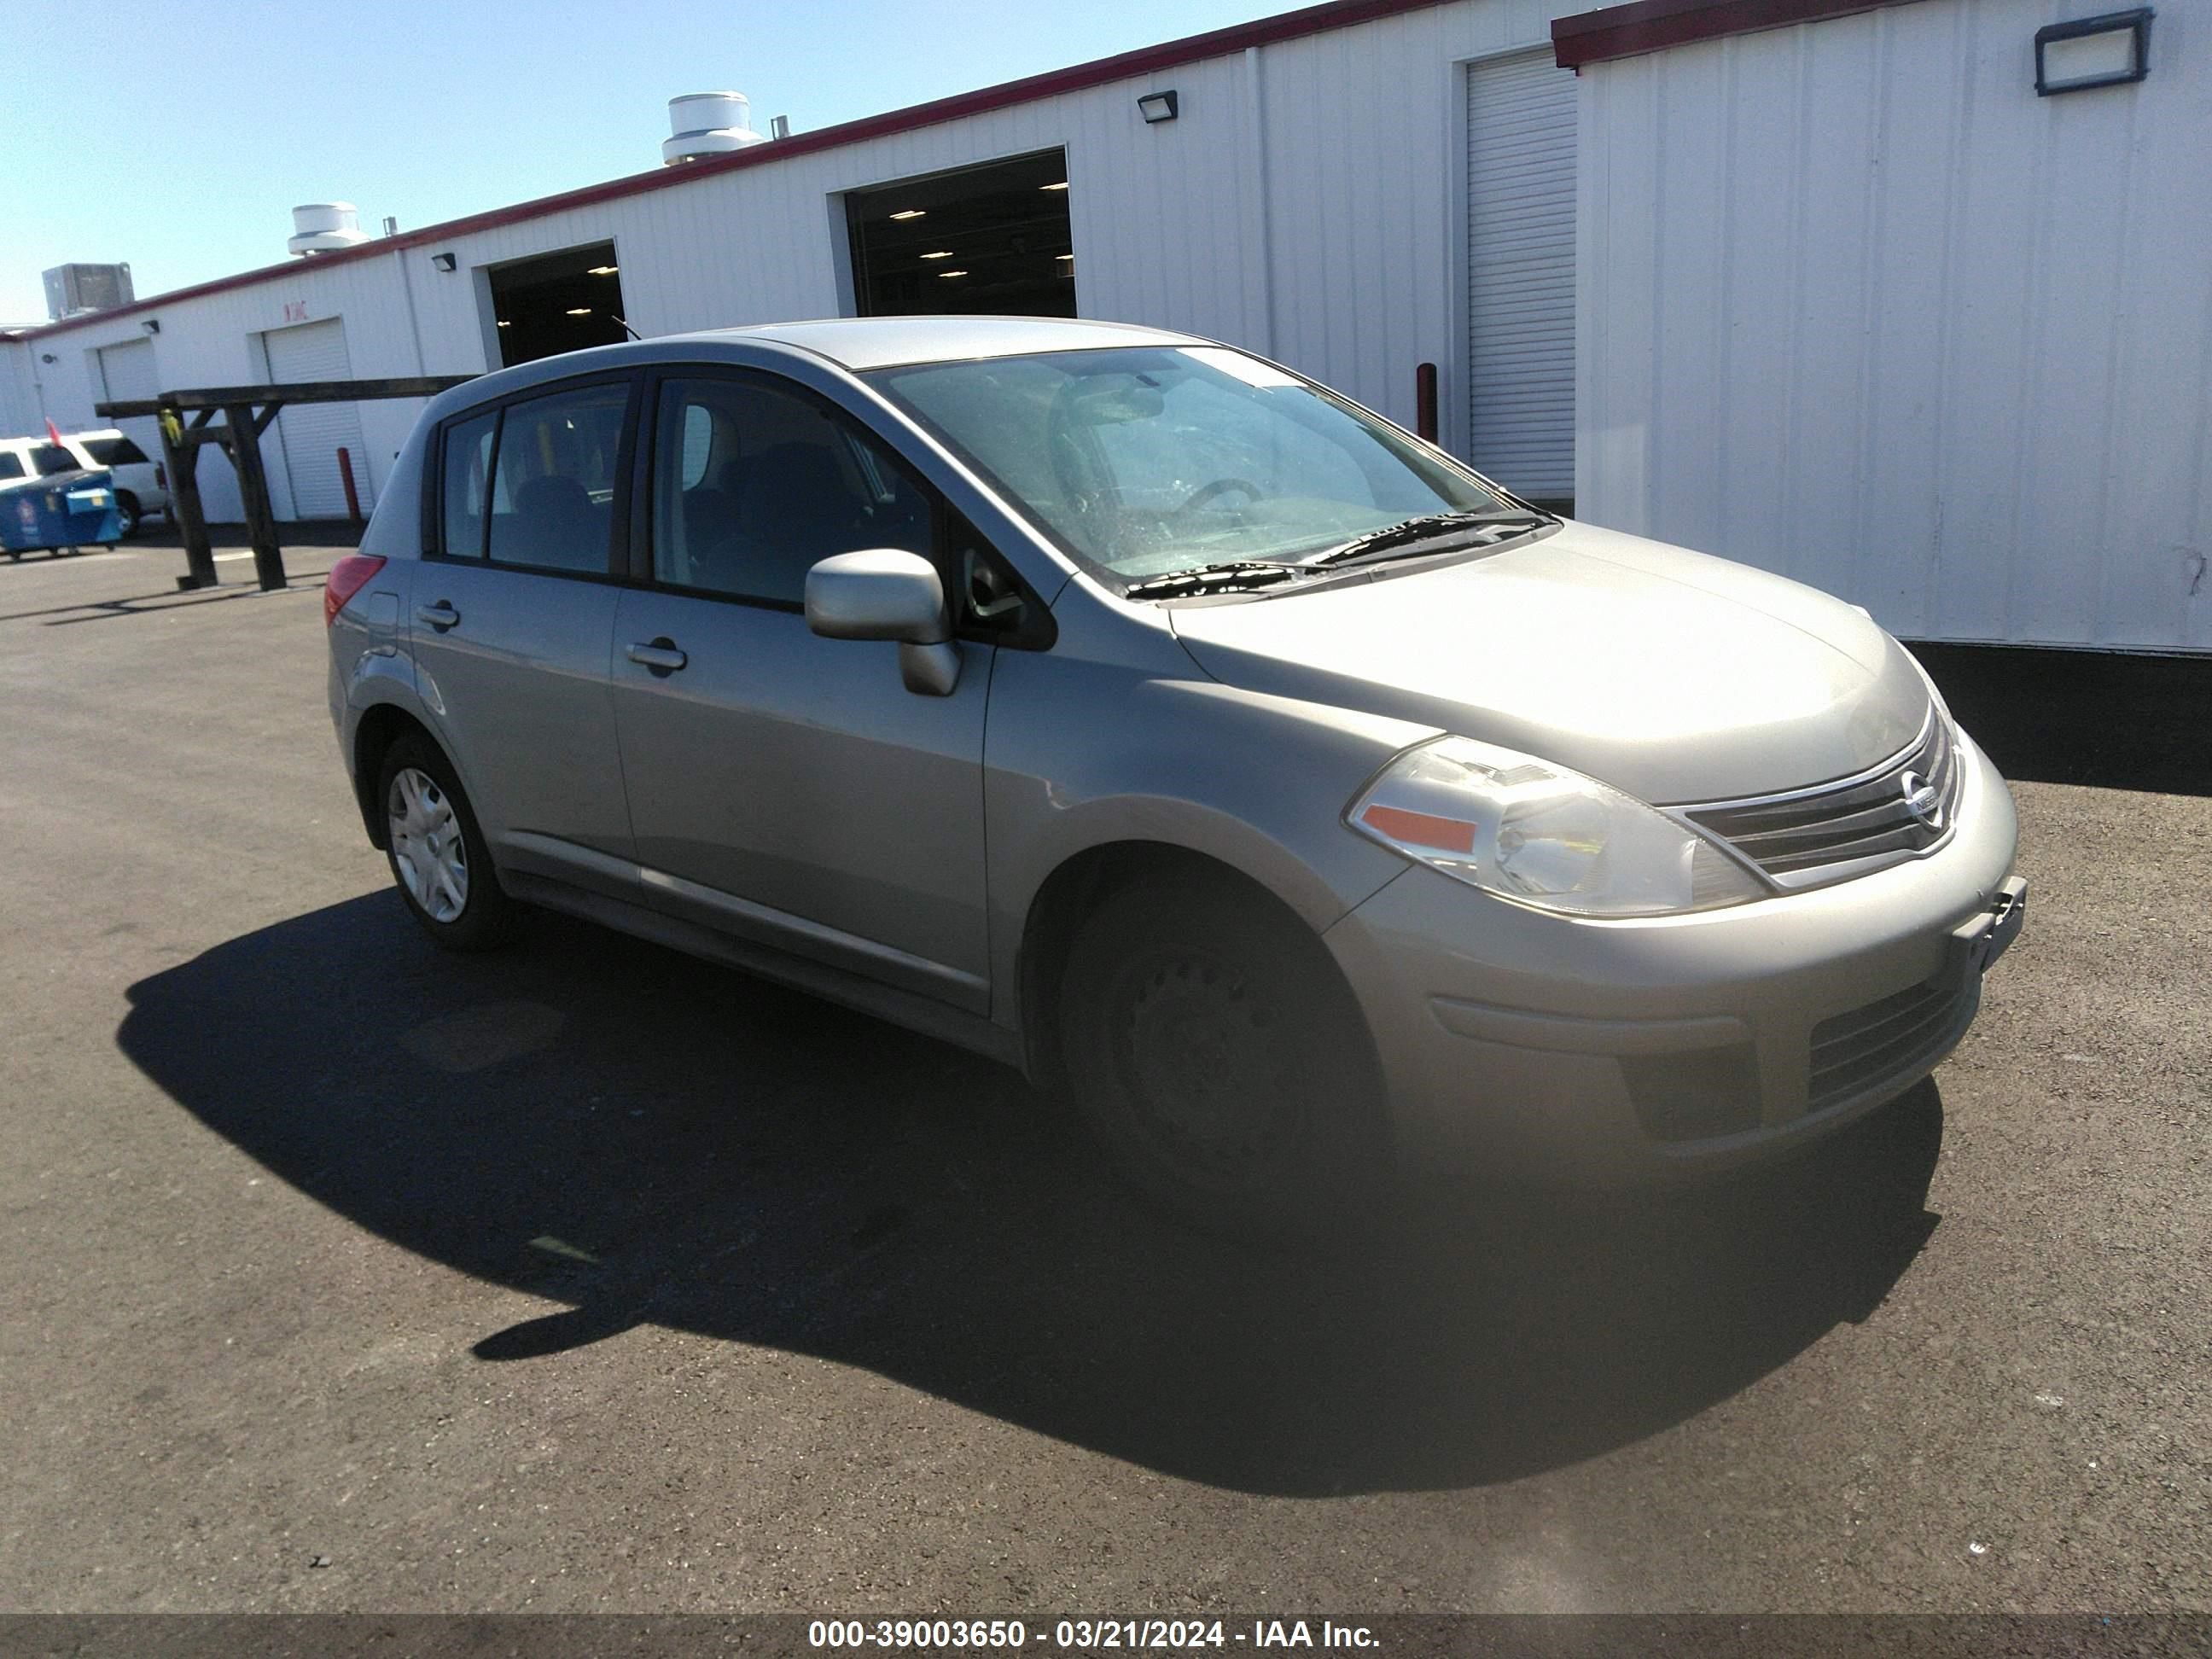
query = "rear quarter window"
xmin=439 ymin=411 xmax=498 ymax=559
xmin=84 ymin=437 xmax=149 ymax=466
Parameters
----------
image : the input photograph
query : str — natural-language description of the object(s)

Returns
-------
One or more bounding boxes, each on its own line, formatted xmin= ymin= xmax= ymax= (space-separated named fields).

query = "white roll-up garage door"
xmin=261 ymin=317 xmax=370 ymax=519
xmin=96 ymin=340 xmax=161 ymax=459
xmin=1465 ymin=49 xmax=1577 ymax=503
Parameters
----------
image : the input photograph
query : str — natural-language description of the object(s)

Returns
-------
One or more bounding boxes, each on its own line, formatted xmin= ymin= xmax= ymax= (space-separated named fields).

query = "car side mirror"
xmin=804 ymin=550 xmax=960 ymax=696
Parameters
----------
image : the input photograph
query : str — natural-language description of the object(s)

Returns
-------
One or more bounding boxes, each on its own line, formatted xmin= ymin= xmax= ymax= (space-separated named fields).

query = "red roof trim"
xmin=9 ymin=0 xmax=1452 ymax=344
xmin=1552 ymin=0 xmax=1930 ymax=67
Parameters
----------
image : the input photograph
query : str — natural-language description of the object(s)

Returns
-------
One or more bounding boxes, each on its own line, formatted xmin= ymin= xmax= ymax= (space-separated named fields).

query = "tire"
xmin=114 ymin=492 xmax=141 ymax=538
xmin=376 ymin=733 xmax=523 ymax=952
xmin=1057 ymin=874 xmax=1389 ymax=1239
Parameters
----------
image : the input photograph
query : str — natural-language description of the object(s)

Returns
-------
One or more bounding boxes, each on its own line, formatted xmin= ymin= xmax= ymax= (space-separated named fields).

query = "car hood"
xmin=1167 ymin=520 xmax=1931 ymax=805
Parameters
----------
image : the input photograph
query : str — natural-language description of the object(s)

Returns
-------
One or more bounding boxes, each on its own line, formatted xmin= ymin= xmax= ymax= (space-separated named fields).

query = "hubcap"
xmin=1115 ymin=954 xmax=1299 ymax=1185
xmin=387 ymin=766 xmax=469 ymax=923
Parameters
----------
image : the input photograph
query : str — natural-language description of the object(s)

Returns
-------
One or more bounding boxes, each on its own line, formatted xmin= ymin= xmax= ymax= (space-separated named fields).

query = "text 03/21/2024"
xmin=806 ymin=1620 xmax=1380 ymax=1650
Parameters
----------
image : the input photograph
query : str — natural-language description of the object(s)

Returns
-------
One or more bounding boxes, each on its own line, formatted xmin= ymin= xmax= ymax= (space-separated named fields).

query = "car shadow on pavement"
xmin=118 ymin=893 xmax=1943 ymax=1498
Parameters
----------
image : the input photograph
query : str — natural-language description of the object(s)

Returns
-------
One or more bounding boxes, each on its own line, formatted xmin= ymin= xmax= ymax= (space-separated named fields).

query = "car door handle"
xmin=415 ymin=602 xmax=460 ymax=631
xmin=626 ymin=638 xmax=687 ymax=673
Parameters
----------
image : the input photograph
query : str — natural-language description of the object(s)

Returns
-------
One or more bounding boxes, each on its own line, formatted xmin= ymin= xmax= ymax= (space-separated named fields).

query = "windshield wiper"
xmin=1303 ymin=509 xmax=1554 ymax=569
xmin=1121 ymin=561 xmax=1307 ymax=600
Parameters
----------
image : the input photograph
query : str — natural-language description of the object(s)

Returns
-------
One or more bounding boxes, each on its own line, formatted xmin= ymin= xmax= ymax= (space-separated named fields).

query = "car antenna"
xmin=612 ymin=316 xmax=643 ymax=341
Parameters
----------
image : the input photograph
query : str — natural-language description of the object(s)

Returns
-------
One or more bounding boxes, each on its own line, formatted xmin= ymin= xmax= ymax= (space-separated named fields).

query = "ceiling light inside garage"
xmin=1039 ymin=181 xmax=1068 ymax=191
xmin=888 ymin=209 xmax=926 ymax=220
xmin=919 ymin=250 xmax=955 ymax=259
xmin=566 ymin=306 xmax=592 ymax=315
xmin=937 ymin=269 xmax=968 ymax=277
xmin=587 ymin=265 xmax=619 ymax=276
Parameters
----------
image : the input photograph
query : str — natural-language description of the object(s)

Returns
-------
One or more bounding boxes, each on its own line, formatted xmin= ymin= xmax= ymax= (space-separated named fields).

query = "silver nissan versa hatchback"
xmin=326 ymin=316 xmax=2025 ymax=1230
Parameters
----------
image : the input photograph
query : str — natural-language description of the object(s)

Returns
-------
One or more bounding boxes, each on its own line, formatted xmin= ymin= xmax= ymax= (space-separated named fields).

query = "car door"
xmin=608 ymin=368 xmax=993 ymax=1013
xmin=408 ymin=374 xmax=640 ymax=896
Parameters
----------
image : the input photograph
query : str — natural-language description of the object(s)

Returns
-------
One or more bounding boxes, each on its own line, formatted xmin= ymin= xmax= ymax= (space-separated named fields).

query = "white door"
xmin=1465 ymin=49 xmax=1577 ymax=504
xmin=261 ymin=317 xmax=371 ymax=518
xmin=96 ymin=339 xmax=161 ymax=459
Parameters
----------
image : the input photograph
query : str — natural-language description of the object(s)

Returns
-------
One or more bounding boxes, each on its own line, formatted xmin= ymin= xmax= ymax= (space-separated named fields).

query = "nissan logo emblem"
xmin=1901 ymin=771 xmax=1943 ymax=830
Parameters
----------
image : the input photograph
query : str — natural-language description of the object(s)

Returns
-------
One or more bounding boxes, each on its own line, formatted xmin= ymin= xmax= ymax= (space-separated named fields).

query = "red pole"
xmin=1415 ymin=362 xmax=1440 ymax=443
xmin=336 ymin=447 xmax=364 ymax=523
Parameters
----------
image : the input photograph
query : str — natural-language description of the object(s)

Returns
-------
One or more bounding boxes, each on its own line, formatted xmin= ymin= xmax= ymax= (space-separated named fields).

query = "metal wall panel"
xmin=1576 ymin=0 xmax=2212 ymax=651
xmin=1465 ymin=47 xmax=1578 ymax=499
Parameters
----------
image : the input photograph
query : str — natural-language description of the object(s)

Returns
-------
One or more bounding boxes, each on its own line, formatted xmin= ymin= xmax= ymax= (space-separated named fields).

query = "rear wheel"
xmin=377 ymin=734 xmax=522 ymax=951
xmin=1057 ymin=875 xmax=1388 ymax=1237
xmin=114 ymin=492 xmax=141 ymax=538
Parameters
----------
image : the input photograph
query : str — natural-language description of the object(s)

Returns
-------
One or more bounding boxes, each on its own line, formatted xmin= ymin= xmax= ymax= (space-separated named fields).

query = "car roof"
xmin=664 ymin=314 xmax=1204 ymax=371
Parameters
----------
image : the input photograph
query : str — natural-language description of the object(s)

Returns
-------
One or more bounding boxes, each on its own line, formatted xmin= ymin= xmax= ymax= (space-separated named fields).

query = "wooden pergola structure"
xmin=96 ymin=376 xmax=472 ymax=591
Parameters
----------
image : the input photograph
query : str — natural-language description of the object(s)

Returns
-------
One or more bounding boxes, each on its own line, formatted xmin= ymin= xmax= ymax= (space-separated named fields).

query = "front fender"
xmin=981 ymin=649 xmax=1437 ymax=1031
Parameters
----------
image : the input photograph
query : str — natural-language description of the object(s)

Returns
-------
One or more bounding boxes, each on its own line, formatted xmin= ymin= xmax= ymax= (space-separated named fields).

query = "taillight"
xmin=323 ymin=553 xmax=387 ymax=626
xmin=154 ymin=463 xmax=166 ymax=488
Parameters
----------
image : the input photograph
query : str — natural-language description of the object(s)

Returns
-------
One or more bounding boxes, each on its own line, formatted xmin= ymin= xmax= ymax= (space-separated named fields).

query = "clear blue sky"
xmin=3 ymin=0 xmax=1295 ymax=324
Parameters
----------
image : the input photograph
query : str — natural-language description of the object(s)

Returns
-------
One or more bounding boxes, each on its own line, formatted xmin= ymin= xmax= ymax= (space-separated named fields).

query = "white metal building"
xmin=3 ymin=0 xmax=2203 ymax=649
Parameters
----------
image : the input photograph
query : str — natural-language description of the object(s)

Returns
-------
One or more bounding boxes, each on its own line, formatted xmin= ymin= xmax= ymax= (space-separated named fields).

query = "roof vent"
xmin=664 ymin=92 xmax=766 ymax=165
xmin=288 ymin=202 xmax=370 ymax=256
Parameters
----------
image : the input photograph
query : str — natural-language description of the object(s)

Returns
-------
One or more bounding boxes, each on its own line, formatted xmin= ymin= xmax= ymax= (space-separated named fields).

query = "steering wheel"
xmin=1173 ymin=476 xmax=1266 ymax=519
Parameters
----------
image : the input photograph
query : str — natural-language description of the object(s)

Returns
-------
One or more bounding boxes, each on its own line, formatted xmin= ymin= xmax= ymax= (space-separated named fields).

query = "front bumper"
xmin=1324 ymin=728 xmax=2024 ymax=1185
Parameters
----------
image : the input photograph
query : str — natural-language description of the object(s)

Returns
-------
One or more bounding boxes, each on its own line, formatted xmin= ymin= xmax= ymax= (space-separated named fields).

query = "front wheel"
xmin=377 ymin=734 xmax=523 ymax=951
xmin=1057 ymin=875 xmax=1389 ymax=1238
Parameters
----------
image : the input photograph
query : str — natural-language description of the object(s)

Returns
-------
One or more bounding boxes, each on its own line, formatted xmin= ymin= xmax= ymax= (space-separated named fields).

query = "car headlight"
xmin=1347 ymin=736 xmax=1768 ymax=917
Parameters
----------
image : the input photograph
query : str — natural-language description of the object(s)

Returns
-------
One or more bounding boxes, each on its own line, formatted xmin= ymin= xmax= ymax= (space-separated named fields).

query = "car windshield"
xmin=869 ymin=346 xmax=1514 ymax=583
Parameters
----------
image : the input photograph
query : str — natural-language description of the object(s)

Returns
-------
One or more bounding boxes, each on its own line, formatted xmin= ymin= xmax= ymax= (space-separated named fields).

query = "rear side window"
xmin=0 ymin=452 xmax=23 ymax=481
xmin=84 ymin=437 xmax=148 ymax=466
xmin=649 ymin=375 xmax=934 ymax=604
xmin=486 ymin=383 xmax=629 ymax=574
xmin=31 ymin=445 xmax=78 ymax=476
xmin=439 ymin=411 xmax=498 ymax=559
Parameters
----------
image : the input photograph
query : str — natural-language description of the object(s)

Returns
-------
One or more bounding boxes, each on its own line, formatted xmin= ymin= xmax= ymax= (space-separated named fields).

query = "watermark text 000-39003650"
xmin=809 ymin=1619 xmax=1373 ymax=1650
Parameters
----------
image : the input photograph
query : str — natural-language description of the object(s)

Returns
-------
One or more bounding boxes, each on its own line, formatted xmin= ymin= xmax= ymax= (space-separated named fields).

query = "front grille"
xmin=1807 ymin=974 xmax=1976 ymax=1113
xmin=1684 ymin=711 xmax=1960 ymax=887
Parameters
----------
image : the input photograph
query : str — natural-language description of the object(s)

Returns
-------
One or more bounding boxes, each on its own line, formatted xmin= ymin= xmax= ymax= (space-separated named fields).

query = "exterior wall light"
xmin=2035 ymin=9 xmax=2153 ymax=95
xmin=431 ymin=252 xmax=458 ymax=271
xmin=142 ymin=319 xmax=160 ymax=335
xmin=1138 ymin=90 xmax=1180 ymax=124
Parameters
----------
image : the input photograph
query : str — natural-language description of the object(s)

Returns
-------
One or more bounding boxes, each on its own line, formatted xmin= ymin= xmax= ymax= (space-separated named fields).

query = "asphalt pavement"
xmin=0 ymin=531 xmax=2204 ymax=1615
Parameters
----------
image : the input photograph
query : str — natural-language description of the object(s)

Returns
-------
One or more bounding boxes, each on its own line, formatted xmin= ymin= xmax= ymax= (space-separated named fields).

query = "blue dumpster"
xmin=0 ymin=468 xmax=122 ymax=560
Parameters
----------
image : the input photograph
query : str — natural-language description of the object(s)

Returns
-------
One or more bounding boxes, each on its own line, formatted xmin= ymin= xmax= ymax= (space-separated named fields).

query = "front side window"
xmin=870 ymin=346 xmax=1511 ymax=583
xmin=485 ymin=382 xmax=629 ymax=573
xmin=649 ymin=375 xmax=933 ymax=604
